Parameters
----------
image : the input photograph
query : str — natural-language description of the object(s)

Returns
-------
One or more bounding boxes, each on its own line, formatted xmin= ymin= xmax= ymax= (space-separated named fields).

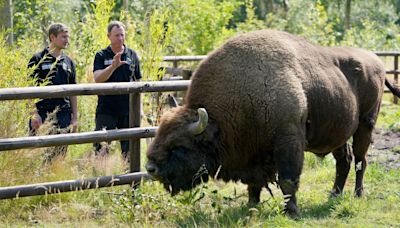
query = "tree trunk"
xmin=267 ymin=0 xmax=274 ymax=14
xmin=255 ymin=0 xmax=267 ymax=19
xmin=123 ymin=0 xmax=129 ymax=11
xmin=283 ymin=0 xmax=289 ymax=19
xmin=0 ymin=0 xmax=13 ymax=44
xmin=345 ymin=0 xmax=352 ymax=30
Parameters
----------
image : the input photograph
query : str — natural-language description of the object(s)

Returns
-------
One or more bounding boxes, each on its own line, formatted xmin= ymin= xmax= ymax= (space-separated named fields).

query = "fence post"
xmin=394 ymin=54 xmax=398 ymax=104
xmin=129 ymin=92 xmax=141 ymax=172
xmin=173 ymin=60 xmax=178 ymax=69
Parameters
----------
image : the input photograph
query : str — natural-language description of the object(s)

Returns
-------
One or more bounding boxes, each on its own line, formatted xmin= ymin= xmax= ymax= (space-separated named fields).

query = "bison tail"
xmin=385 ymin=78 xmax=400 ymax=97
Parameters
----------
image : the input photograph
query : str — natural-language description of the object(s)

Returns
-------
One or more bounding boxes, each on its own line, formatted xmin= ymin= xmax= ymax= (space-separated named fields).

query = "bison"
xmin=146 ymin=30 xmax=400 ymax=218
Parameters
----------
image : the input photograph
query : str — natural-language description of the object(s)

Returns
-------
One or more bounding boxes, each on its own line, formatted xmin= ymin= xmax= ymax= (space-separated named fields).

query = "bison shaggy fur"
xmin=146 ymin=30 xmax=400 ymax=218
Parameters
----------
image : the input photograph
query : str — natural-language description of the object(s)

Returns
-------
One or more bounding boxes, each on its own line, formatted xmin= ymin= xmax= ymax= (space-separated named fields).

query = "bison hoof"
xmin=330 ymin=189 xmax=342 ymax=198
xmin=285 ymin=203 xmax=300 ymax=220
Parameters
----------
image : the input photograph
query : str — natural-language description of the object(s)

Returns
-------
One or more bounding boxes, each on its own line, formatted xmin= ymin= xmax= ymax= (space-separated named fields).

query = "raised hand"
xmin=111 ymin=51 xmax=128 ymax=69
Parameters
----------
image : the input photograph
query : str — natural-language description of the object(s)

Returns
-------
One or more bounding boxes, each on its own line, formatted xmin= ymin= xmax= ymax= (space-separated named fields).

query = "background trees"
xmin=0 ymin=0 xmax=13 ymax=44
xmin=8 ymin=0 xmax=400 ymax=54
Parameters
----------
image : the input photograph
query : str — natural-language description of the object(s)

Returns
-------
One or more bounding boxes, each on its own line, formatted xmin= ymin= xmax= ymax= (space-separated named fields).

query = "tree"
xmin=345 ymin=0 xmax=352 ymax=30
xmin=0 ymin=0 xmax=13 ymax=44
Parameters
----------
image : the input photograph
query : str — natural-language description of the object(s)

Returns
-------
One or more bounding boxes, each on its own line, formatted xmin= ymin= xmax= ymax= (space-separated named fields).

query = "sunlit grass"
xmin=1 ymin=142 xmax=399 ymax=227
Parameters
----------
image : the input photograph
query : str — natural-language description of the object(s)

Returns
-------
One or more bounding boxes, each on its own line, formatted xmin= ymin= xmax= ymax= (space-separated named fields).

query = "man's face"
xmin=108 ymin=26 xmax=125 ymax=47
xmin=51 ymin=31 xmax=70 ymax=49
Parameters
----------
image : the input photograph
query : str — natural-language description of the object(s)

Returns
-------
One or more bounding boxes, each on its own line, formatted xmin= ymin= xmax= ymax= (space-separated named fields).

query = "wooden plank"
xmin=0 ymin=81 xmax=190 ymax=101
xmin=374 ymin=51 xmax=400 ymax=56
xmin=0 ymin=127 xmax=157 ymax=151
xmin=163 ymin=55 xmax=207 ymax=62
xmin=0 ymin=172 xmax=150 ymax=199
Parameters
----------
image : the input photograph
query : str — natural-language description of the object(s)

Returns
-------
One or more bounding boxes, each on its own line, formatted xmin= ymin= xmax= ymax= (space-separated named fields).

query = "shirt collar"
xmin=43 ymin=47 xmax=65 ymax=61
xmin=106 ymin=44 xmax=128 ymax=55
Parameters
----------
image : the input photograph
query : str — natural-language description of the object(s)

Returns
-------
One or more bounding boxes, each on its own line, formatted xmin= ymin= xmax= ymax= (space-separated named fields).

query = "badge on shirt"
xmin=62 ymin=62 xmax=69 ymax=72
xmin=41 ymin=63 xmax=52 ymax=70
xmin=104 ymin=59 xmax=113 ymax=66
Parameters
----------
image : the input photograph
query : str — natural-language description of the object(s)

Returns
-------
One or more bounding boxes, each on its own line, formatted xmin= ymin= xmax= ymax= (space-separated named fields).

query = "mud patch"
xmin=368 ymin=128 xmax=400 ymax=170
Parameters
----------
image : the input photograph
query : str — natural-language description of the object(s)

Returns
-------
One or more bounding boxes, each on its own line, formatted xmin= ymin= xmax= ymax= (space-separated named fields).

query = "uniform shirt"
xmin=28 ymin=48 xmax=76 ymax=113
xmin=93 ymin=45 xmax=142 ymax=115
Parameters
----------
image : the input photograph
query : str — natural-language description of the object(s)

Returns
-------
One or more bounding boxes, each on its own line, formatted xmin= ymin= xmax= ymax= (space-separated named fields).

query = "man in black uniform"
xmin=28 ymin=23 xmax=78 ymax=163
xmin=93 ymin=21 xmax=142 ymax=160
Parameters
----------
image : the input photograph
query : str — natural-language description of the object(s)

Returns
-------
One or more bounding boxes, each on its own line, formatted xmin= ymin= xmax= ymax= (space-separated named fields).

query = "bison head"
xmin=146 ymin=107 xmax=219 ymax=195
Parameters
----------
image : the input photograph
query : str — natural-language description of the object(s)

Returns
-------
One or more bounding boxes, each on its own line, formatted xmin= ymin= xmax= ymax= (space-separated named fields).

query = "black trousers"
xmin=29 ymin=110 xmax=72 ymax=133
xmin=29 ymin=110 xmax=71 ymax=163
xmin=94 ymin=113 xmax=129 ymax=158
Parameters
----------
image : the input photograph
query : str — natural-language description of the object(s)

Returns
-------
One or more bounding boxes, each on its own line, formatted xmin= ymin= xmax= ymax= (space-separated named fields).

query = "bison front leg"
xmin=274 ymin=134 xmax=305 ymax=219
xmin=331 ymin=143 xmax=353 ymax=196
xmin=247 ymin=185 xmax=262 ymax=205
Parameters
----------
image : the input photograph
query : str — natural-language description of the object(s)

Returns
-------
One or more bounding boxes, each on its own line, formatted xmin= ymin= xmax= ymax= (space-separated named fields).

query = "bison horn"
xmin=188 ymin=108 xmax=208 ymax=135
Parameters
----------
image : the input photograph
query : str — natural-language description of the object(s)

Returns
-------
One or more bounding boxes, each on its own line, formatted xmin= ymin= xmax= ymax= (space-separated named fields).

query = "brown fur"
xmin=146 ymin=30 xmax=399 ymax=218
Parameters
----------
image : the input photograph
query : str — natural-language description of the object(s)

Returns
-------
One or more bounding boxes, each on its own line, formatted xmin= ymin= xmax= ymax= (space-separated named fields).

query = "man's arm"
xmin=28 ymin=55 xmax=42 ymax=130
xmin=94 ymin=51 xmax=127 ymax=83
xmin=30 ymin=109 xmax=42 ymax=130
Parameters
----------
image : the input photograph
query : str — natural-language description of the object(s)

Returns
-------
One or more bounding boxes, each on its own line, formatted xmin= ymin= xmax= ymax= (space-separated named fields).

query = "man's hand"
xmin=94 ymin=51 xmax=128 ymax=83
xmin=31 ymin=112 xmax=42 ymax=130
xmin=111 ymin=51 xmax=128 ymax=69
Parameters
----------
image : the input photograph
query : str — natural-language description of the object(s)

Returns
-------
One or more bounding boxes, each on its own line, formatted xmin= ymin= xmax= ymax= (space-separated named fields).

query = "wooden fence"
xmin=374 ymin=52 xmax=399 ymax=103
xmin=0 ymin=81 xmax=189 ymax=199
xmin=0 ymin=52 xmax=398 ymax=200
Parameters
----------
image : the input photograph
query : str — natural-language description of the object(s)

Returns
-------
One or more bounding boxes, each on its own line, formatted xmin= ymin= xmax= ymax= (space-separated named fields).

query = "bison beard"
xmin=146 ymin=30 xmax=400 ymax=219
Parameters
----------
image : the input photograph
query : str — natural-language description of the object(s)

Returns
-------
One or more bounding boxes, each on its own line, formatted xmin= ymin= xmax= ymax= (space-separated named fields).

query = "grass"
xmin=3 ymin=158 xmax=396 ymax=227
xmin=0 ymin=101 xmax=399 ymax=227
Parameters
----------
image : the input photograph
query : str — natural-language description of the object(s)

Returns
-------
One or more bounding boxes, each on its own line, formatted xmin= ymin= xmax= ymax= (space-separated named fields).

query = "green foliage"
xmin=376 ymin=102 xmax=400 ymax=131
xmin=0 ymin=32 xmax=38 ymax=138
xmin=128 ymin=9 xmax=171 ymax=81
xmin=235 ymin=0 xmax=266 ymax=33
xmin=167 ymin=0 xmax=240 ymax=55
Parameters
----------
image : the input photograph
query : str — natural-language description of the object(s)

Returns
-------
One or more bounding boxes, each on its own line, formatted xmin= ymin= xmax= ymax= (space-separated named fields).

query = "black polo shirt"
xmin=28 ymin=48 xmax=76 ymax=113
xmin=93 ymin=45 xmax=142 ymax=115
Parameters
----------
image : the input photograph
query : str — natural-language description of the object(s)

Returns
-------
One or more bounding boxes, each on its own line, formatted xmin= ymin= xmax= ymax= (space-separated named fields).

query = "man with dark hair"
xmin=93 ymin=21 xmax=142 ymax=160
xmin=28 ymin=23 xmax=78 ymax=163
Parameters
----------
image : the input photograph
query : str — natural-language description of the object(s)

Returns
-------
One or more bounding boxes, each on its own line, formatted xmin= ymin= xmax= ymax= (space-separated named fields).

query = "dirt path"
xmin=368 ymin=128 xmax=400 ymax=170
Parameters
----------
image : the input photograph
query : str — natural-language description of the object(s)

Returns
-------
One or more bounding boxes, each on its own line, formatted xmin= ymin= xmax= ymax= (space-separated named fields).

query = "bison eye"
xmin=171 ymin=147 xmax=186 ymax=159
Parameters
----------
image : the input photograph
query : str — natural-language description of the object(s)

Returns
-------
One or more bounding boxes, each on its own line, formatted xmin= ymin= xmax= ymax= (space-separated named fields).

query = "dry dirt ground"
xmin=369 ymin=128 xmax=400 ymax=170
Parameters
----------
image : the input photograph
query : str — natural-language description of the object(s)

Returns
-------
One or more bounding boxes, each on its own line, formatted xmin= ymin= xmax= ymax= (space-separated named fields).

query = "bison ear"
xmin=167 ymin=94 xmax=179 ymax=108
xmin=188 ymin=108 xmax=208 ymax=135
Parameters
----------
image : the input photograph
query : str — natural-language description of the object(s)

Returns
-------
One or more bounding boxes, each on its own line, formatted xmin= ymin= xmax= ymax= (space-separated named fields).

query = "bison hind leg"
xmin=331 ymin=143 xmax=353 ymax=197
xmin=352 ymin=121 xmax=374 ymax=197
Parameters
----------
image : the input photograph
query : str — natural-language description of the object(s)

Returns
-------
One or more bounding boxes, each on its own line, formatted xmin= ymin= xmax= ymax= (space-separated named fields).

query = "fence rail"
xmin=0 ymin=172 xmax=149 ymax=199
xmin=0 ymin=81 xmax=190 ymax=101
xmin=0 ymin=127 xmax=157 ymax=151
